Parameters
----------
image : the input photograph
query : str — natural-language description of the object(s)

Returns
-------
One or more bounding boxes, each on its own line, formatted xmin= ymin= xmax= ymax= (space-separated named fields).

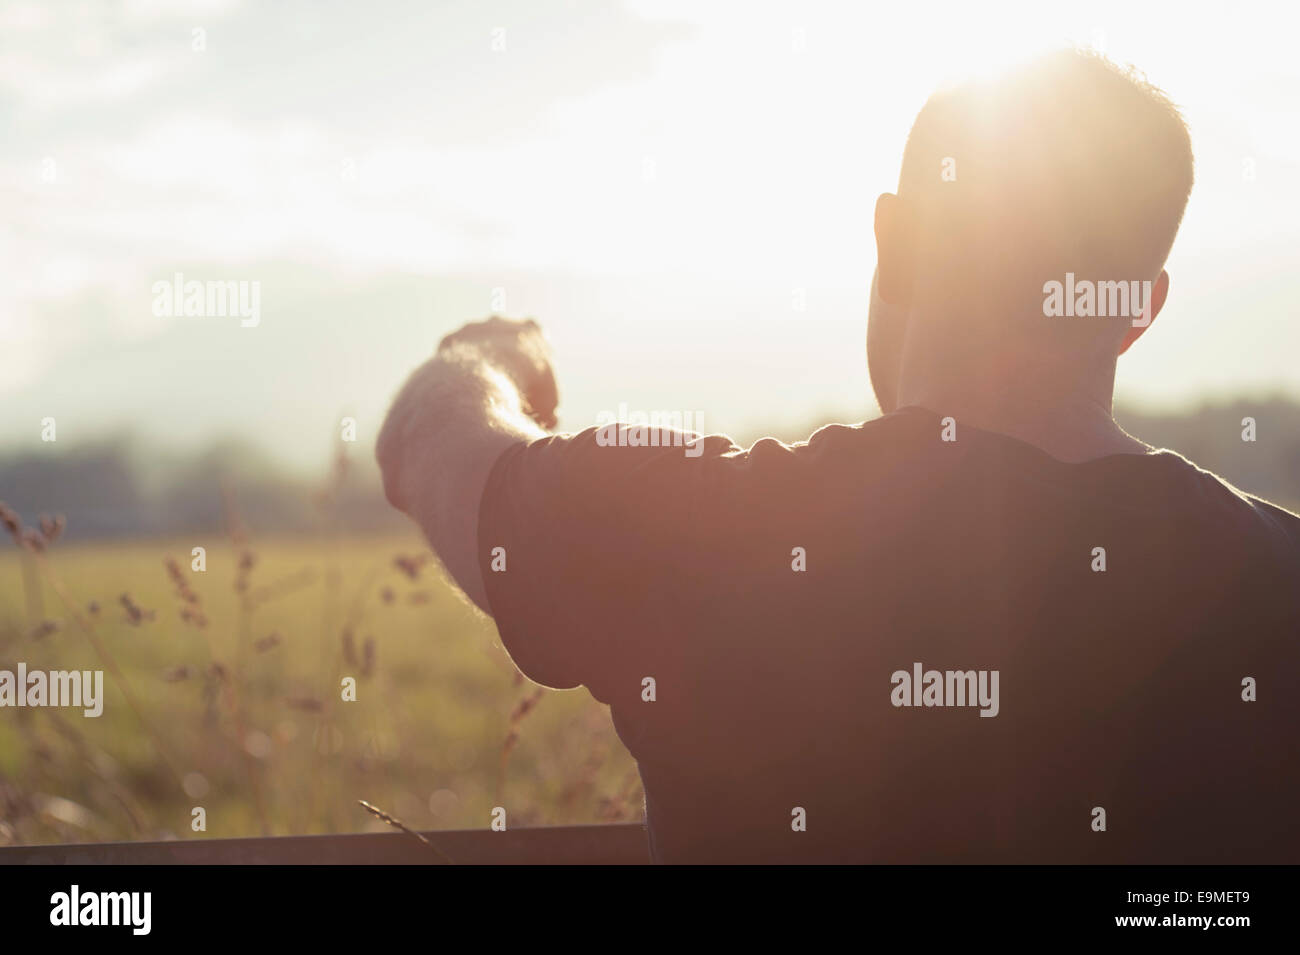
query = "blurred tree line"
xmin=0 ymin=434 xmax=404 ymax=540
xmin=0 ymin=397 xmax=1295 ymax=541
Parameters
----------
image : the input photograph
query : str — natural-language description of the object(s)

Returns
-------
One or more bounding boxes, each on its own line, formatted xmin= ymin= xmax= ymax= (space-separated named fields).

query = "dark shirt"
xmin=477 ymin=406 xmax=1300 ymax=863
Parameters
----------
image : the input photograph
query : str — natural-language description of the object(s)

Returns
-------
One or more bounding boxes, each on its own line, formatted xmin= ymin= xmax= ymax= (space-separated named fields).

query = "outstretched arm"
xmin=375 ymin=317 xmax=557 ymax=612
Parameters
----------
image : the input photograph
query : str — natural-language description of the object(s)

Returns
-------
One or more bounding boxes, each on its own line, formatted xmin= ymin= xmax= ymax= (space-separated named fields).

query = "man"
xmin=376 ymin=49 xmax=1299 ymax=863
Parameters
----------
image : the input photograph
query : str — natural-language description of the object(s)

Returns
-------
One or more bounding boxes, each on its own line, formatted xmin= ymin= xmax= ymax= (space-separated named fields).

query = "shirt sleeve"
xmin=475 ymin=424 xmax=742 ymax=698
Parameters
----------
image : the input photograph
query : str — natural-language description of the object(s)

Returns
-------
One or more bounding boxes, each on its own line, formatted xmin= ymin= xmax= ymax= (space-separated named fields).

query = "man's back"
xmin=477 ymin=407 xmax=1300 ymax=862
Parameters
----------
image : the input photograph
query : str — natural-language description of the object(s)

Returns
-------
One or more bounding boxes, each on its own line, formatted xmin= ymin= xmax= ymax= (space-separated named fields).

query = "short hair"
xmin=899 ymin=48 xmax=1194 ymax=297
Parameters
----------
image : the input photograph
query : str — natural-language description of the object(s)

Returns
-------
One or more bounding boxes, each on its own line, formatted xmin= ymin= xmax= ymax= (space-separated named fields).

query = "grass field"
xmin=0 ymin=531 xmax=642 ymax=846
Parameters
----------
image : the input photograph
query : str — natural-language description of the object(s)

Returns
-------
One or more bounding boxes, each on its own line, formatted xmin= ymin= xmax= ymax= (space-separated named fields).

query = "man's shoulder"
xmin=1153 ymin=448 xmax=1300 ymax=556
xmin=736 ymin=412 xmax=928 ymax=467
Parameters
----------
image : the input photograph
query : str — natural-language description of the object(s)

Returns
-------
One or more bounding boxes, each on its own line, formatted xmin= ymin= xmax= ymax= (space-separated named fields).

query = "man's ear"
xmin=1117 ymin=269 xmax=1169 ymax=355
xmin=874 ymin=193 xmax=915 ymax=305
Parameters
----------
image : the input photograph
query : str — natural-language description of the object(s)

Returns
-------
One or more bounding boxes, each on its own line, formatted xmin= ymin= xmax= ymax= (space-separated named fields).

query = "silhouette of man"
xmin=377 ymin=49 xmax=1299 ymax=863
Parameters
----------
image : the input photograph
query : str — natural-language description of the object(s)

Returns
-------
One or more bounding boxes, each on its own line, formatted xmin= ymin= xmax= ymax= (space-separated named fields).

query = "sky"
xmin=2 ymin=0 xmax=1299 ymax=472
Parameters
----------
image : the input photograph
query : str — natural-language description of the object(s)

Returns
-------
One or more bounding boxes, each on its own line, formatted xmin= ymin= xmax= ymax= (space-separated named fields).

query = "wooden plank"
xmin=0 ymin=823 xmax=650 ymax=865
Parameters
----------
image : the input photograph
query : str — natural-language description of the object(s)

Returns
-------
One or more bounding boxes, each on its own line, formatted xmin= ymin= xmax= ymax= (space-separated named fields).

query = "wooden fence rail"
xmin=0 ymin=822 xmax=650 ymax=865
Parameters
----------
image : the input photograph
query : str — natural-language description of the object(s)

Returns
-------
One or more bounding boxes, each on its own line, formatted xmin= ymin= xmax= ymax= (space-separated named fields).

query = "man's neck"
xmin=896 ymin=379 xmax=1150 ymax=463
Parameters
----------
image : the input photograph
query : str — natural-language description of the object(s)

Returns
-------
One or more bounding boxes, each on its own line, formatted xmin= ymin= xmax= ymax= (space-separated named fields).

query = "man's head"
xmin=870 ymin=48 xmax=1194 ymax=415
